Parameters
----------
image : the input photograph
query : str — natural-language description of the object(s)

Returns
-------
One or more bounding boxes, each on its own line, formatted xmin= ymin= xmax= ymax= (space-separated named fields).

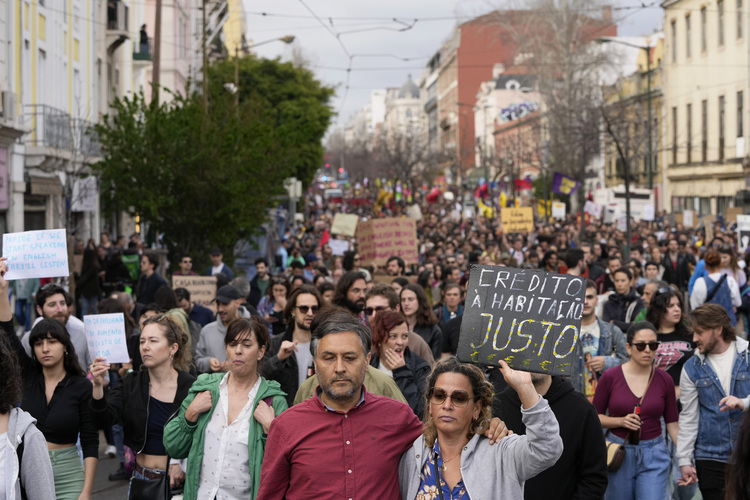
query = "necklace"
xmin=437 ymin=448 xmax=462 ymax=472
xmin=150 ymin=373 xmax=175 ymax=395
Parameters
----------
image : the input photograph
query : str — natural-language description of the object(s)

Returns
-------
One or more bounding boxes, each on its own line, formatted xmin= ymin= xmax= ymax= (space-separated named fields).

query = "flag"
xmin=551 ymin=172 xmax=580 ymax=196
xmin=320 ymin=228 xmax=330 ymax=247
xmin=515 ymin=177 xmax=533 ymax=190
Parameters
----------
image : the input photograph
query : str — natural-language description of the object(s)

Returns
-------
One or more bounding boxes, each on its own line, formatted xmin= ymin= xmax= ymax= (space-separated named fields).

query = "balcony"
xmin=133 ymin=36 xmax=153 ymax=68
xmin=106 ymin=0 xmax=129 ymax=52
xmin=23 ymin=105 xmax=101 ymax=158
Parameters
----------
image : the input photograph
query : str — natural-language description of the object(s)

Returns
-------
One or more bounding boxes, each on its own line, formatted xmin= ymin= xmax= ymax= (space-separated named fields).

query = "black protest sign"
xmin=457 ymin=265 xmax=586 ymax=375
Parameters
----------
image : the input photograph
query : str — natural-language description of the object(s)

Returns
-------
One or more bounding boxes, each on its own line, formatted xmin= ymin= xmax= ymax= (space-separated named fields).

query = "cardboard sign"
xmin=500 ymin=207 xmax=534 ymax=233
xmin=357 ymin=217 xmax=418 ymax=266
xmin=703 ymin=215 xmax=717 ymax=243
xmin=406 ymin=204 xmax=423 ymax=221
xmin=172 ymin=275 xmax=217 ymax=313
xmin=84 ymin=313 xmax=130 ymax=363
xmin=457 ymin=265 xmax=586 ymax=375
xmin=330 ymin=214 xmax=359 ymax=236
xmin=727 ymin=207 xmax=744 ymax=223
xmin=328 ymin=239 xmax=349 ymax=256
xmin=551 ymin=202 xmax=566 ymax=220
xmin=738 ymin=215 xmax=750 ymax=253
xmin=3 ymin=229 xmax=69 ymax=280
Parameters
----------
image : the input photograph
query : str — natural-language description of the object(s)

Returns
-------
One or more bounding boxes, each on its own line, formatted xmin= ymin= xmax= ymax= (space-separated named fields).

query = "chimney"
xmin=602 ymin=5 xmax=613 ymax=25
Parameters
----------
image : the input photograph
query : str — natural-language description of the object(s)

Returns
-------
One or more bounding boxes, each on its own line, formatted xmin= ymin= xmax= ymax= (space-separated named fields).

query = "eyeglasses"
xmin=364 ymin=305 xmax=388 ymax=316
xmin=429 ymin=387 xmax=474 ymax=407
xmin=630 ymin=341 xmax=660 ymax=352
xmin=181 ymin=260 xmax=192 ymax=264
xmin=353 ymin=257 xmax=361 ymax=262
xmin=295 ymin=305 xmax=320 ymax=314
xmin=445 ymin=260 xmax=456 ymax=264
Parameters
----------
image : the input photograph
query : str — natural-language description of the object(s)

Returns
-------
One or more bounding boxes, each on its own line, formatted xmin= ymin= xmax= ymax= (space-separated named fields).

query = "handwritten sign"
xmin=3 ymin=229 xmax=69 ymax=280
xmin=457 ymin=265 xmax=586 ymax=375
xmin=551 ymin=202 xmax=566 ymax=220
xmin=727 ymin=207 xmax=744 ymax=223
xmin=328 ymin=239 xmax=349 ymax=256
xmin=738 ymin=215 xmax=750 ymax=253
xmin=357 ymin=217 xmax=418 ymax=266
xmin=84 ymin=313 xmax=129 ymax=363
xmin=330 ymin=214 xmax=359 ymax=237
xmin=501 ymin=207 xmax=534 ymax=233
xmin=172 ymin=275 xmax=217 ymax=313
xmin=703 ymin=215 xmax=717 ymax=243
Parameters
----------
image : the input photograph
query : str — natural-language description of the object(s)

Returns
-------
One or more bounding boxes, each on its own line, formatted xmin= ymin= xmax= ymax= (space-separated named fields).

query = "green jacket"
xmin=163 ymin=373 xmax=287 ymax=500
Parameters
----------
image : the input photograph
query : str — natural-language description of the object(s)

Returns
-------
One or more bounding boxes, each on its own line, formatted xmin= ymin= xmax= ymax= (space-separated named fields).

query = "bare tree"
xmin=375 ymin=127 xmax=431 ymax=190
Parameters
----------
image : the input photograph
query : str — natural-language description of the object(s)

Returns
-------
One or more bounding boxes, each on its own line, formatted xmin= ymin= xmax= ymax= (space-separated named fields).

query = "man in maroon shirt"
xmin=257 ymin=309 xmax=507 ymax=499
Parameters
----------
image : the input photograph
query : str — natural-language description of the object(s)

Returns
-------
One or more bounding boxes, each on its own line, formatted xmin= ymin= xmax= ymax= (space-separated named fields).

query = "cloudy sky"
xmin=244 ymin=0 xmax=663 ymax=129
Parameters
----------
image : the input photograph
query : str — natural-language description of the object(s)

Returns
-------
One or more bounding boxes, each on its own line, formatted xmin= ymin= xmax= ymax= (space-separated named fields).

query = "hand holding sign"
xmin=84 ymin=313 xmax=130 ymax=364
xmin=3 ymin=229 xmax=69 ymax=280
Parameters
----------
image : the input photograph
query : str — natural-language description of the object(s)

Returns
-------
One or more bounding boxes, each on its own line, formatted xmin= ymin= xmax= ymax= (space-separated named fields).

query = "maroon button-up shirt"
xmin=257 ymin=387 xmax=422 ymax=499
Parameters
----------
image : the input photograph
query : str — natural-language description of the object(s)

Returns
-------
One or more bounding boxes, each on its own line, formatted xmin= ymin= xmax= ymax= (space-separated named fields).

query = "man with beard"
xmin=678 ymin=304 xmax=750 ymax=500
xmin=262 ymin=285 xmax=322 ymax=407
xmin=194 ymin=285 xmax=249 ymax=373
xmin=332 ymin=271 xmax=367 ymax=318
xmin=258 ymin=309 xmax=510 ymax=499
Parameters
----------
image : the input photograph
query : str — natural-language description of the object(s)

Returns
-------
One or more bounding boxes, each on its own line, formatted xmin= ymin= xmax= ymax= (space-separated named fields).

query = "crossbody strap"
xmin=639 ymin=367 xmax=655 ymax=406
xmin=705 ymin=274 xmax=728 ymax=303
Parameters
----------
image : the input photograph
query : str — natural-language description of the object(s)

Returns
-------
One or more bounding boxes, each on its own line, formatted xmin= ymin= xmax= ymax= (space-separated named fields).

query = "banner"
xmin=3 ymin=229 xmax=69 ymax=280
xmin=330 ymin=214 xmax=359 ymax=237
xmin=456 ymin=265 xmax=586 ymax=375
xmin=551 ymin=172 xmax=580 ymax=196
xmin=172 ymin=275 xmax=217 ymax=313
xmin=84 ymin=313 xmax=130 ymax=363
xmin=357 ymin=217 xmax=418 ymax=266
xmin=500 ymin=207 xmax=534 ymax=233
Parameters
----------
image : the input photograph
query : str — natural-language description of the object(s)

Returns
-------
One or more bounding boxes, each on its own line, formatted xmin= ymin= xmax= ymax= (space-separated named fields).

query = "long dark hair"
xmin=0 ymin=335 xmax=23 ymax=413
xmin=646 ymin=287 xmax=689 ymax=337
xmin=28 ymin=319 xmax=86 ymax=377
xmin=727 ymin=410 xmax=750 ymax=500
xmin=401 ymin=283 xmax=438 ymax=327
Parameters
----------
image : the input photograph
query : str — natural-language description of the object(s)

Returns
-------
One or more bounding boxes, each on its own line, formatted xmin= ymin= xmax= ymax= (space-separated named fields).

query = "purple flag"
xmin=551 ymin=172 xmax=580 ymax=196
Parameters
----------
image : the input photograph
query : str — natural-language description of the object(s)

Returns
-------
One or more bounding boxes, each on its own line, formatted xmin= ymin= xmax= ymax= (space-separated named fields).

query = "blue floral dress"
xmin=416 ymin=440 xmax=470 ymax=500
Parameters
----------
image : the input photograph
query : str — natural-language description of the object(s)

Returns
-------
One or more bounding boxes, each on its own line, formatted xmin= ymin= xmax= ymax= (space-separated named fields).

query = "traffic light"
xmin=325 ymin=163 xmax=330 ymax=168
xmin=338 ymin=168 xmax=343 ymax=173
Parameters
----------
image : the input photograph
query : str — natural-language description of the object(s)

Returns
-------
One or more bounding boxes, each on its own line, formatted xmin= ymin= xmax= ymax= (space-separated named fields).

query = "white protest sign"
xmin=84 ymin=313 xmax=130 ymax=363
xmin=616 ymin=217 xmax=627 ymax=232
xmin=583 ymin=200 xmax=596 ymax=215
xmin=328 ymin=239 xmax=349 ymax=256
xmin=643 ymin=204 xmax=655 ymax=221
xmin=590 ymin=203 xmax=603 ymax=219
xmin=683 ymin=210 xmax=694 ymax=228
xmin=3 ymin=229 xmax=69 ymax=280
xmin=552 ymin=202 xmax=566 ymax=220
xmin=738 ymin=215 xmax=750 ymax=253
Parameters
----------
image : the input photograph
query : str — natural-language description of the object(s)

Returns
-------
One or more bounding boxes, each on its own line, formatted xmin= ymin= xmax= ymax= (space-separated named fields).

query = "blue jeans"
xmin=15 ymin=298 xmax=32 ymax=331
xmin=80 ymin=296 xmax=98 ymax=316
xmin=669 ymin=436 xmax=699 ymax=500
xmin=605 ymin=434 xmax=671 ymax=500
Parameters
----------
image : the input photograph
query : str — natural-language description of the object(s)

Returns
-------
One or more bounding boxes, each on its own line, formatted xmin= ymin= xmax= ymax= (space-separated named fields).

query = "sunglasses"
xmin=295 ymin=305 xmax=319 ymax=314
xmin=364 ymin=305 xmax=388 ymax=316
xmin=630 ymin=341 xmax=660 ymax=352
xmin=429 ymin=387 xmax=475 ymax=407
xmin=182 ymin=259 xmax=192 ymax=264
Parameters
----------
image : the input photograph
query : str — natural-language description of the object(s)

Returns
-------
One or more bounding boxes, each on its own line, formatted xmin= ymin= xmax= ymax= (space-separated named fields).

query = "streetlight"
xmin=596 ymin=36 xmax=654 ymax=190
xmin=248 ymin=35 xmax=296 ymax=50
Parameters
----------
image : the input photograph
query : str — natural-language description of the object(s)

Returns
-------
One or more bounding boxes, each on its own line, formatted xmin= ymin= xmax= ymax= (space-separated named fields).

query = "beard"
xmin=343 ymin=298 xmax=365 ymax=314
xmin=296 ymin=319 xmax=311 ymax=331
xmin=318 ymin=369 xmax=366 ymax=403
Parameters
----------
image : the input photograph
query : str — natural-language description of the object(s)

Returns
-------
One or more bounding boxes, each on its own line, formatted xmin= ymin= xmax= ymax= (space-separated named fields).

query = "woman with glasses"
xmin=399 ymin=357 xmax=562 ymax=499
xmin=89 ymin=314 xmax=196 ymax=494
xmin=164 ymin=317 xmax=287 ymax=499
xmin=0 ymin=259 xmax=98 ymax=500
xmin=593 ymin=322 xmax=679 ymax=500
xmin=256 ymin=276 xmax=290 ymax=337
xmin=370 ymin=311 xmax=430 ymax=418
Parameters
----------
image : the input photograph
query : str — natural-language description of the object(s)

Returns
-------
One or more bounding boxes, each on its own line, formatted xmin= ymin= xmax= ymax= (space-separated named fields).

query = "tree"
xmin=93 ymin=56 xmax=334 ymax=260
xmin=375 ymin=127 xmax=431 ymax=190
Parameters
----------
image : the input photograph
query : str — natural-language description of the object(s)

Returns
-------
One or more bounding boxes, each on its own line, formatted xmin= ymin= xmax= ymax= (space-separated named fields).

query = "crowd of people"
xmin=1 ymin=188 xmax=750 ymax=500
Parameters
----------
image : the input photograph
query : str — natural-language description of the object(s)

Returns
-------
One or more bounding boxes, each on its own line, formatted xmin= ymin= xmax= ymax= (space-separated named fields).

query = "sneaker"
xmin=108 ymin=465 xmax=129 ymax=481
xmin=105 ymin=445 xmax=117 ymax=458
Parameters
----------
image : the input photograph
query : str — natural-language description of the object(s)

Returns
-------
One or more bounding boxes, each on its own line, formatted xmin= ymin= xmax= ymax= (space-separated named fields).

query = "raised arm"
xmin=0 ymin=258 xmax=34 ymax=374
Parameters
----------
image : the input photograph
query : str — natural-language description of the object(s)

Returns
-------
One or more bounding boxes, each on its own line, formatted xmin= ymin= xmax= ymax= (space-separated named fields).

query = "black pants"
xmin=695 ymin=459 xmax=726 ymax=500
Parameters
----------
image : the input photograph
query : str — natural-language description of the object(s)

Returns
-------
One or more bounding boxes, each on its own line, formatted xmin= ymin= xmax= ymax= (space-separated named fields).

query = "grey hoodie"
xmin=194 ymin=305 xmax=252 ymax=373
xmin=4 ymin=408 xmax=55 ymax=500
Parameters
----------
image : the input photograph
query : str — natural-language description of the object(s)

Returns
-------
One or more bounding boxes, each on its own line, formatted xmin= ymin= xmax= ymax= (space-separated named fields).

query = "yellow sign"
xmin=501 ymin=207 xmax=534 ymax=233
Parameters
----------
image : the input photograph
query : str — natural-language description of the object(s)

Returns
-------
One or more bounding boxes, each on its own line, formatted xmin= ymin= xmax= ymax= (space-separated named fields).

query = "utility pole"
xmin=151 ymin=0 xmax=162 ymax=104
xmin=646 ymin=43 xmax=653 ymax=190
xmin=202 ymin=0 xmax=208 ymax=112
xmin=234 ymin=46 xmax=239 ymax=108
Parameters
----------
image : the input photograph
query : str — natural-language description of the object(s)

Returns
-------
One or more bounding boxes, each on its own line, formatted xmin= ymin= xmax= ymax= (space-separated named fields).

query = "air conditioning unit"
xmin=1 ymin=91 xmax=16 ymax=121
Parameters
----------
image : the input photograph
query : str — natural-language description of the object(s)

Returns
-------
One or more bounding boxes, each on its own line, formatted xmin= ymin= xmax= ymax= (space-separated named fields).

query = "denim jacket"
xmin=568 ymin=320 xmax=629 ymax=394
xmin=677 ymin=337 xmax=750 ymax=466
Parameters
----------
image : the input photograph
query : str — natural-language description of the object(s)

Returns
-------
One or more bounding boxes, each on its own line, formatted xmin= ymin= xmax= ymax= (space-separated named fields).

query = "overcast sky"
xmin=244 ymin=0 xmax=663 ymax=129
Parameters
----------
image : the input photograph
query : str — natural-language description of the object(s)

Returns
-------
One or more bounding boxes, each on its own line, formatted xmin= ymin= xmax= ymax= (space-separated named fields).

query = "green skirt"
xmin=49 ymin=446 xmax=84 ymax=500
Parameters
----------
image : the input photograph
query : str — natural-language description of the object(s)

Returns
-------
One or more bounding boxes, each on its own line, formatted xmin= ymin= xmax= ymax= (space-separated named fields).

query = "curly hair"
xmin=0 ymin=335 xmax=22 ymax=413
xmin=422 ymin=356 xmax=493 ymax=447
xmin=646 ymin=286 xmax=689 ymax=337
xmin=372 ymin=310 xmax=407 ymax=351
xmin=28 ymin=319 xmax=85 ymax=377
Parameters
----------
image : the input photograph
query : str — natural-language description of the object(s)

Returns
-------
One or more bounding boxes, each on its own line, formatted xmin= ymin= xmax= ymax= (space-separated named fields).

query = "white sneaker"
xmin=105 ymin=445 xmax=117 ymax=458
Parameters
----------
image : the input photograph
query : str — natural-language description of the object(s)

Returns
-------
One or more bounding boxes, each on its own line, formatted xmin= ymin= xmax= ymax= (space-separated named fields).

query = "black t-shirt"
xmin=655 ymin=330 xmax=696 ymax=386
xmin=442 ymin=315 xmax=462 ymax=355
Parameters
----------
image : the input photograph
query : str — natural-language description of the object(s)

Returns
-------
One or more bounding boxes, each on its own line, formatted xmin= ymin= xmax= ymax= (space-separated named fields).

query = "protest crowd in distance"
xmin=2 ymin=180 xmax=750 ymax=500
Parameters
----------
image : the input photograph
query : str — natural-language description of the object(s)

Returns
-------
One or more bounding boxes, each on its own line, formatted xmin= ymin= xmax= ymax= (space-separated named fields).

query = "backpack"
xmin=703 ymin=275 xmax=737 ymax=326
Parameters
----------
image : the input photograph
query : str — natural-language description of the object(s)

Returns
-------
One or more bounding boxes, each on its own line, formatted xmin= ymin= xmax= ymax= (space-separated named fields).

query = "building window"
xmin=719 ymin=95 xmax=726 ymax=161
xmin=702 ymin=99 xmax=708 ymax=162
xmin=738 ymin=91 xmax=744 ymax=138
xmin=739 ymin=0 xmax=744 ymax=39
xmin=672 ymin=20 xmax=677 ymax=62
xmin=701 ymin=7 xmax=707 ymax=52
xmin=686 ymin=14 xmax=692 ymax=57
xmin=686 ymin=104 xmax=693 ymax=163
xmin=673 ymin=106 xmax=678 ymax=163
xmin=719 ymin=0 xmax=726 ymax=46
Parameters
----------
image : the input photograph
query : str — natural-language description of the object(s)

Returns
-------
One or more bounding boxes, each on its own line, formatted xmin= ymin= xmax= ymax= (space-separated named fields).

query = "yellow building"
xmin=663 ymin=0 xmax=750 ymax=215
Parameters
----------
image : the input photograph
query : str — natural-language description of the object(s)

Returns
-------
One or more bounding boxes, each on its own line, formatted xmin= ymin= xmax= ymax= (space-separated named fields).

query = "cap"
xmin=213 ymin=285 xmax=241 ymax=304
xmin=210 ymin=247 xmax=222 ymax=256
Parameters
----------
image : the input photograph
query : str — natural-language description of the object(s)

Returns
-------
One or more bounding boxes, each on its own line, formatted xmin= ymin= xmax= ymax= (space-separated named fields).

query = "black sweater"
xmin=494 ymin=376 xmax=608 ymax=500
xmin=90 ymin=367 xmax=195 ymax=454
xmin=0 ymin=319 xmax=99 ymax=458
xmin=262 ymin=323 xmax=303 ymax=407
